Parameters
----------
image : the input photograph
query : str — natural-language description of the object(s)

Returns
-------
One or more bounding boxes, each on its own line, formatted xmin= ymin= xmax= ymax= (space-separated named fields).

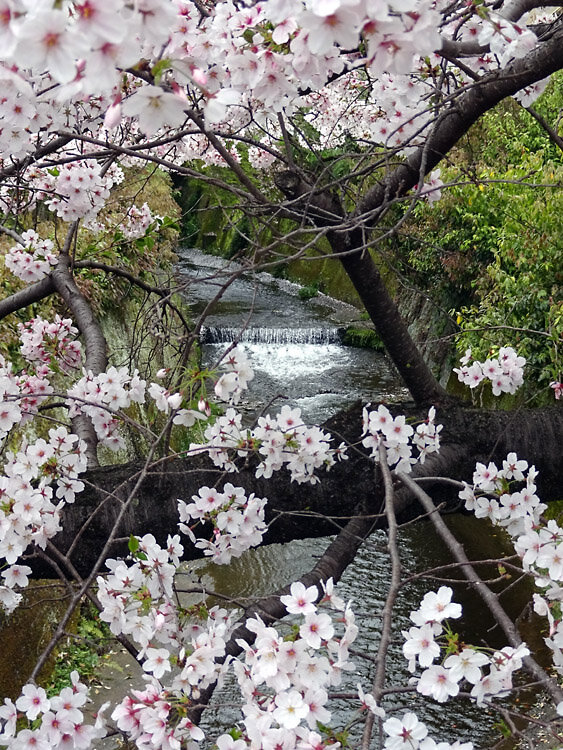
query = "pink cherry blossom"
xmin=281 ymin=582 xmax=319 ymax=616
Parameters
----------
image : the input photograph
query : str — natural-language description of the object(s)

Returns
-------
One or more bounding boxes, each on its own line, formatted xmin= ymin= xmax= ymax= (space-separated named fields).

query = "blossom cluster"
xmin=214 ymin=346 xmax=255 ymax=405
xmin=98 ymin=533 xmax=192 ymax=652
xmin=453 ymin=347 xmax=525 ymax=396
xmin=0 ymin=0 xmax=547 ymax=178
xmin=147 ymin=379 xmax=209 ymax=430
xmin=402 ymin=586 xmax=529 ymax=708
xmin=19 ymin=315 xmax=82 ymax=375
xmin=382 ymin=712 xmax=473 ymax=750
xmin=230 ymin=580 xmax=359 ymax=746
xmin=178 ymin=483 xmax=267 ymax=564
xmin=459 ymin=455 xmax=563 ymax=674
xmin=0 ymin=426 xmax=87 ymax=613
xmin=0 ymin=672 xmax=106 ymax=749
xmin=34 ymin=161 xmax=124 ymax=224
xmin=66 ymin=366 xmax=146 ymax=450
xmin=191 ymin=403 xmax=346 ymax=484
xmin=100 ymin=575 xmax=362 ymax=750
xmin=0 ymin=356 xmax=28 ymax=439
xmin=4 ymin=230 xmax=57 ymax=283
xmin=361 ymin=405 xmax=442 ymax=472
xmin=0 ymin=353 xmax=54 ymax=439
xmin=98 ymin=534 xmax=235 ymax=746
xmin=120 ymin=202 xmax=160 ymax=240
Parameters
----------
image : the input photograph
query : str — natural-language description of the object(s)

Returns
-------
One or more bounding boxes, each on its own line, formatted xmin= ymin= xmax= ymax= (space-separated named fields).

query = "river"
xmin=176 ymin=249 xmax=536 ymax=748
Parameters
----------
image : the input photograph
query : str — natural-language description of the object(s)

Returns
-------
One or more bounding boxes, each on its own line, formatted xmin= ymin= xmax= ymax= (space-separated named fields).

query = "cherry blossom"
xmin=0 ymin=0 xmax=557 ymax=736
xmin=383 ymin=712 xmax=428 ymax=749
xmin=410 ymin=587 xmax=462 ymax=629
xmin=4 ymin=230 xmax=57 ymax=283
xmin=402 ymin=624 xmax=441 ymax=671
xmin=281 ymin=581 xmax=319 ymax=616
xmin=454 ymin=347 xmax=525 ymax=396
xmin=122 ymin=85 xmax=187 ymax=137
xmin=416 ymin=665 xmax=460 ymax=703
xmin=362 ymin=405 xmax=441 ymax=472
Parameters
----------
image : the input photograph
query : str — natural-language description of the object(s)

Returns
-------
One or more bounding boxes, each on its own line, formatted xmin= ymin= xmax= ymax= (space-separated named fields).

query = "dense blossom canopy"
xmin=0 ymin=2 xmax=562 ymax=749
xmin=0 ymin=0 xmax=556 ymax=214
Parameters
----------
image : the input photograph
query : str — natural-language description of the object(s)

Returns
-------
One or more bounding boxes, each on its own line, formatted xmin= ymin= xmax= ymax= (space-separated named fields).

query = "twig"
xmin=396 ymin=471 xmax=563 ymax=706
xmin=361 ymin=447 xmax=400 ymax=749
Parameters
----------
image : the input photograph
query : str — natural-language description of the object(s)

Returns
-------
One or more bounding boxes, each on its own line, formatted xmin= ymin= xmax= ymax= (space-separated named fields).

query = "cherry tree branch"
xmin=50 ymin=221 xmax=108 ymax=467
xmin=359 ymin=31 xmax=563 ymax=221
xmin=74 ymin=259 xmax=192 ymax=333
xmin=361 ymin=449 xmax=400 ymax=750
xmin=29 ymin=430 xmax=168 ymax=681
xmin=0 ymin=276 xmax=56 ymax=320
xmin=396 ymin=471 xmax=563 ymax=706
xmin=525 ymin=105 xmax=563 ymax=152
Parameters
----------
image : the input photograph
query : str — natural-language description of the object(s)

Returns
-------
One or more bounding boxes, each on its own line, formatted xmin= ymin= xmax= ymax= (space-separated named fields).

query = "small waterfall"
xmin=200 ymin=326 xmax=344 ymax=345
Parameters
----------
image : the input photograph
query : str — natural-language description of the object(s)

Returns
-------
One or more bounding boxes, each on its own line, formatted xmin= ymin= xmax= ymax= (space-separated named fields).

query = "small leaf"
xmin=128 ymin=535 xmax=139 ymax=553
xmin=152 ymin=59 xmax=172 ymax=84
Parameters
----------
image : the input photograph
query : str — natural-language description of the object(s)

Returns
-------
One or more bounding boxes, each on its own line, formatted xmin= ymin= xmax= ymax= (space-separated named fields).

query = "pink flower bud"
xmin=103 ymin=97 xmax=122 ymax=130
xmin=191 ymin=66 xmax=207 ymax=86
xmin=198 ymin=398 xmax=211 ymax=416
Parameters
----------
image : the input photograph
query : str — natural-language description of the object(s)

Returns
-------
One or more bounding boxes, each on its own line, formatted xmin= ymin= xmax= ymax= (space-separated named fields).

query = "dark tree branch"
xmin=74 ymin=260 xmax=192 ymax=333
xmin=396 ymin=471 xmax=563 ymax=706
xmin=0 ymin=135 xmax=73 ymax=180
xmin=359 ymin=28 xmax=563 ymax=221
xmin=0 ymin=276 xmax=56 ymax=320
xmin=51 ymin=222 xmax=108 ymax=466
xmin=361 ymin=450 xmax=400 ymax=749
xmin=525 ymin=105 xmax=563 ymax=151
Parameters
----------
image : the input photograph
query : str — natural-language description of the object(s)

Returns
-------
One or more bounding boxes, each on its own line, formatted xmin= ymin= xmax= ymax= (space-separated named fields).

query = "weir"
xmin=200 ymin=325 xmax=345 ymax=345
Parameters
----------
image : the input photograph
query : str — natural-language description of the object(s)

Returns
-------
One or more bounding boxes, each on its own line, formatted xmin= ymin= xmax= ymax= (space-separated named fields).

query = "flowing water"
xmin=177 ymin=248 xmax=410 ymax=422
xmin=176 ymin=249 xmax=536 ymax=748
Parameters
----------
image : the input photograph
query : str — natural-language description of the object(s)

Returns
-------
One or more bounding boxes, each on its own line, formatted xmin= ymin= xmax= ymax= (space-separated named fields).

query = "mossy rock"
xmin=0 ymin=581 xmax=74 ymax=700
xmin=342 ymin=326 xmax=384 ymax=351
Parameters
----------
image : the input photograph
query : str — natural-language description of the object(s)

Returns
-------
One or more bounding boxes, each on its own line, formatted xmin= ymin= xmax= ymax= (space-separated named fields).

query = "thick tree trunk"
xmin=330 ymin=228 xmax=450 ymax=404
xmin=28 ymin=403 xmax=562 ymax=579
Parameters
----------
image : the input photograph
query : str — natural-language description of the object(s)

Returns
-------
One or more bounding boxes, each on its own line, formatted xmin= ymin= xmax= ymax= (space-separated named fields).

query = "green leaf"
xmin=151 ymin=59 xmax=172 ymax=84
xmin=128 ymin=534 xmax=139 ymax=554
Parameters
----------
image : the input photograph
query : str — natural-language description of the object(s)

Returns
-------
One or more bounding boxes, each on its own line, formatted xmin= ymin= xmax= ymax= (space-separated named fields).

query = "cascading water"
xmin=200 ymin=326 xmax=344 ymax=345
xmin=178 ymin=248 xmax=409 ymax=422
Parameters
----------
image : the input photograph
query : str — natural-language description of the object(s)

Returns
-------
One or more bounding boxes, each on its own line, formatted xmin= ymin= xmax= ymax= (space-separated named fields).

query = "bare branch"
xmin=361 ymin=449 xmax=400 ymax=749
xmin=396 ymin=471 xmax=563 ymax=706
xmin=526 ymin=104 xmax=563 ymax=152
xmin=74 ymin=260 xmax=192 ymax=333
xmin=50 ymin=222 xmax=108 ymax=466
xmin=0 ymin=276 xmax=55 ymax=321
